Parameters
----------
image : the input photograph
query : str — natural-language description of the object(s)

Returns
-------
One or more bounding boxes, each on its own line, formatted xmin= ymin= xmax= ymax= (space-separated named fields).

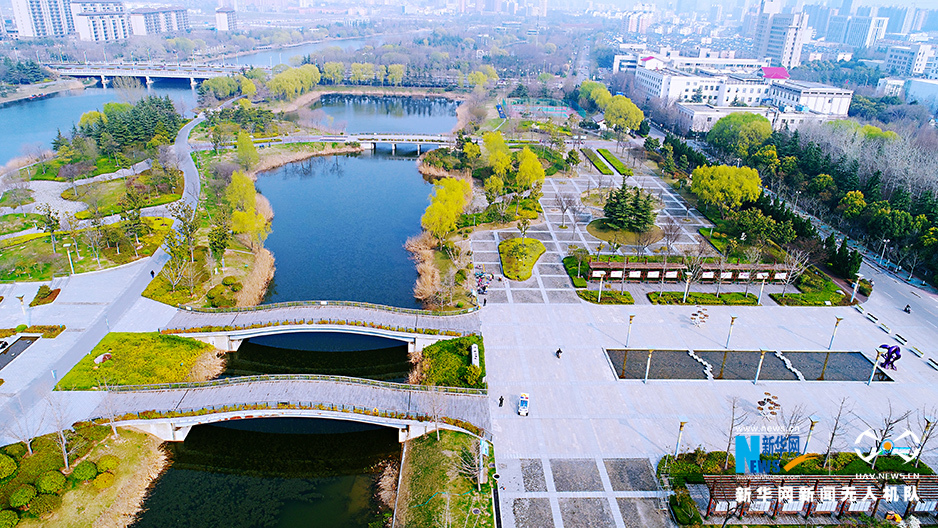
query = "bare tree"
xmin=428 ymin=388 xmax=446 ymax=441
xmin=681 ymin=238 xmax=709 ymax=303
xmin=914 ymin=406 xmax=938 ymax=468
xmin=661 ymin=217 xmax=682 ymax=254
xmin=97 ymin=379 xmax=121 ymax=437
xmin=724 ymin=397 xmax=749 ymax=469
xmin=824 ymin=398 xmax=851 ymax=469
xmin=636 ymin=228 xmax=656 ymax=257
xmin=714 ymin=255 xmax=727 ymax=298
xmin=742 ymin=246 xmax=762 ymax=297
xmin=780 ymin=249 xmax=810 ymax=297
xmin=776 ymin=402 xmax=806 ymax=449
xmin=555 ymin=193 xmax=576 ymax=228
xmin=854 ymin=402 xmax=913 ymax=471
xmin=161 ymin=254 xmax=188 ymax=292
xmin=455 ymin=440 xmax=481 ymax=485
xmin=2 ymin=396 xmax=45 ymax=456
xmin=45 ymin=395 xmax=76 ymax=470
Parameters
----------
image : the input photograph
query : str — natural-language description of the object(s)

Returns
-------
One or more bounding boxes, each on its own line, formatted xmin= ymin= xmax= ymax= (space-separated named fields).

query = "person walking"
xmin=498 ymin=396 xmax=504 ymax=407
xmin=483 ymin=298 xmax=487 ymax=306
xmin=150 ymin=270 xmax=155 ymax=278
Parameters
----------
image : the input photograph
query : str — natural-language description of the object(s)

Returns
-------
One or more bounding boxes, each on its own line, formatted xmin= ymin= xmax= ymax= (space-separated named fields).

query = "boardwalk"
xmin=91 ymin=377 xmax=491 ymax=435
xmin=163 ymin=303 xmax=482 ymax=336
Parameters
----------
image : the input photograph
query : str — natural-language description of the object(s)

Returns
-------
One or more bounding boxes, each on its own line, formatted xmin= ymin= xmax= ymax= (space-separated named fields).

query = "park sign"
xmin=735 ymin=435 xmax=810 ymax=474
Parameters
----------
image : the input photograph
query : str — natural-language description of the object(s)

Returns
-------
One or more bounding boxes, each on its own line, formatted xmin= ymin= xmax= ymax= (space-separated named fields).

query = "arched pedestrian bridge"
xmin=162 ymin=300 xmax=481 ymax=352
xmin=92 ymin=375 xmax=489 ymax=442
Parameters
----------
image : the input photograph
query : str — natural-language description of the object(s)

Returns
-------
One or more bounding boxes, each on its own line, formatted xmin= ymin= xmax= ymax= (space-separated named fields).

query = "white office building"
xmin=12 ymin=0 xmax=74 ymax=37
xmin=755 ymin=11 xmax=809 ymax=68
xmin=843 ymin=16 xmax=887 ymax=48
xmin=70 ymin=0 xmax=127 ymax=41
xmin=128 ymin=6 xmax=188 ymax=35
xmin=215 ymin=7 xmax=236 ymax=31
xmin=885 ymin=44 xmax=933 ymax=76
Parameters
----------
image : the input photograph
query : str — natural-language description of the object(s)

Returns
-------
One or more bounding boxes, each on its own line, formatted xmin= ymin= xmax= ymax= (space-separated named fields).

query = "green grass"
xmin=581 ymin=148 xmax=613 ymax=175
xmin=0 ymin=214 xmax=42 ymax=236
xmin=498 ymin=238 xmax=545 ymax=281
xmin=597 ymin=148 xmax=630 ymax=175
xmin=587 ymin=219 xmax=663 ymax=245
xmin=0 ymin=188 xmax=34 ymax=209
xmin=0 ymin=218 xmax=171 ymax=282
xmin=61 ymin=178 xmax=180 ymax=220
xmin=648 ymin=291 xmax=759 ymax=305
xmin=396 ymin=430 xmax=495 ymax=528
xmin=419 ymin=335 xmax=485 ymax=389
xmin=29 ymin=156 xmax=122 ymax=182
xmin=56 ymin=332 xmax=213 ymax=390
xmin=770 ymin=266 xmax=852 ymax=306
xmin=577 ymin=289 xmax=634 ymax=304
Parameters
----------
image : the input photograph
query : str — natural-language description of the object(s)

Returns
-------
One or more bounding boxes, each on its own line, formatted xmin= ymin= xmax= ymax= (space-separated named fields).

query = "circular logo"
xmin=881 ymin=439 xmax=895 ymax=454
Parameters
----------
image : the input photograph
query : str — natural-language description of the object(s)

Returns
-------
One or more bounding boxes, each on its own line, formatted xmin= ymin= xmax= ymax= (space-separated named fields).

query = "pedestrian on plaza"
xmin=498 ymin=396 xmax=504 ymax=407
xmin=483 ymin=298 xmax=487 ymax=306
xmin=150 ymin=270 xmax=155 ymax=278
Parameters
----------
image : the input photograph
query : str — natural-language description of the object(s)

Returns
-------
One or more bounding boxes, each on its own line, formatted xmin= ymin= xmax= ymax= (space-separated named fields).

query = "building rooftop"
xmin=130 ymin=6 xmax=186 ymax=13
xmin=761 ymin=66 xmax=790 ymax=79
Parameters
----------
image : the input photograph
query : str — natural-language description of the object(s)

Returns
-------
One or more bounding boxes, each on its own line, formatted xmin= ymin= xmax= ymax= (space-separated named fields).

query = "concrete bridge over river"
xmin=89 ymin=376 xmax=489 ymax=442
xmin=162 ymin=301 xmax=480 ymax=352
xmin=46 ymin=62 xmax=268 ymax=86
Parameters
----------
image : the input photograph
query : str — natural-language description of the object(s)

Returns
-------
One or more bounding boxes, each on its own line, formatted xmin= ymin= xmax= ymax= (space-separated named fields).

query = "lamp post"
xmin=63 ymin=243 xmax=75 ymax=275
xmin=597 ymin=271 xmax=606 ymax=303
xmin=829 ymin=317 xmax=844 ymax=350
xmin=868 ymin=348 xmax=883 ymax=385
xmin=754 ymin=350 xmax=767 ymax=385
xmin=804 ymin=416 xmax=819 ymax=454
xmin=757 ymin=276 xmax=766 ymax=305
xmin=644 ymin=350 xmax=653 ymax=384
xmin=626 ymin=314 xmax=635 ymax=347
xmin=674 ymin=420 xmax=688 ymax=458
xmin=725 ymin=315 xmax=738 ymax=349
xmin=850 ymin=273 xmax=864 ymax=303
xmin=880 ymin=239 xmax=890 ymax=266
xmin=16 ymin=295 xmax=27 ymax=326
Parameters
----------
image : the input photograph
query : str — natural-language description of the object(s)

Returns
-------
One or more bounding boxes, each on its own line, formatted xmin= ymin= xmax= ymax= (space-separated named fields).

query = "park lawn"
xmin=561 ymin=256 xmax=589 ymax=287
xmin=56 ymin=332 xmax=213 ymax=389
xmin=418 ymin=335 xmax=485 ymax=389
xmin=15 ymin=428 xmax=162 ymax=528
xmin=395 ymin=430 xmax=495 ymax=528
xmin=771 ymin=266 xmax=852 ymax=306
xmin=587 ymin=219 xmax=663 ymax=245
xmin=0 ymin=213 xmax=42 ymax=236
xmin=432 ymin=250 xmax=474 ymax=311
xmin=61 ymin=178 xmax=181 ymax=220
xmin=0 ymin=189 xmax=35 ymax=209
xmin=499 ymin=237 xmax=545 ymax=281
xmin=142 ymin=242 xmax=258 ymax=308
xmin=0 ymin=217 xmax=171 ymax=282
xmin=581 ymin=148 xmax=613 ymax=175
xmin=29 ymin=156 xmax=121 ymax=182
xmin=577 ymin=289 xmax=634 ymax=304
xmin=596 ymin=148 xmax=630 ymax=175
xmin=648 ymin=291 xmax=759 ymax=305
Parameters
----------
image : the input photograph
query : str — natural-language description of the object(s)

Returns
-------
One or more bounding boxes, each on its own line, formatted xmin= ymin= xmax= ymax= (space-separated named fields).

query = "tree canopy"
xmin=707 ymin=112 xmax=772 ymax=159
xmin=690 ymin=165 xmax=762 ymax=216
xmin=604 ymin=95 xmax=643 ymax=132
xmin=421 ymin=178 xmax=472 ymax=241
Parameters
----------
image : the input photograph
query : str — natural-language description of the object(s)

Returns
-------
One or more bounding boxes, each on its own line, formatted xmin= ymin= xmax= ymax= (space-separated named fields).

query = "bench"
xmin=910 ymin=346 xmax=924 ymax=358
xmin=866 ymin=313 xmax=879 ymax=323
xmin=894 ymin=334 xmax=908 ymax=345
xmin=879 ymin=323 xmax=891 ymax=334
xmin=843 ymin=500 xmax=875 ymax=516
xmin=812 ymin=500 xmax=839 ymax=516
xmin=777 ymin=500 xmax=809 ymax=516
xmin=913 ymin=500 xmax=938 ymax=515
xmin=712 ymin=501 xmax=739 ymax=515
xmin=748 ymin=500 xmax=774 ymax=516
xmin=854 ymin=304 xmax=865 ymax=313
xmin=904 ymin=476 xmax=938 ymax=517
xmin=928 ymin=358 xmax=938 ymax=371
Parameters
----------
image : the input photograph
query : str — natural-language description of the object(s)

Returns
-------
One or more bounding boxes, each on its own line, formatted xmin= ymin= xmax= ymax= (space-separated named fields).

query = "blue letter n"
xmin=735 ymin=435 xmax=760 ymax=474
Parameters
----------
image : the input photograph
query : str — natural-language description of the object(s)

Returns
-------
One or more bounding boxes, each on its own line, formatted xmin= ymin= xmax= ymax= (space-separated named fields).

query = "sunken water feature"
xmin=131 ymin=418 xmax=400 ymax=528
xmin=224 ymin=332 xmax=410 ymax=381
xmin=606 ymin=349 xmax=892 ymax=382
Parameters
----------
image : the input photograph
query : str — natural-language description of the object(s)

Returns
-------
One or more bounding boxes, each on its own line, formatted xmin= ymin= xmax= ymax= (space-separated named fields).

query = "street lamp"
xmin=880 ymin=239 xmax=890 ymax=266
xmin=16 ymin=295 xmax=27 ymax=326
xmin=754 ymin=350 xmax=767 ymax=385
xmin=597 ymin=271 xmax=606 ymax=303
xmin=626 ymin=314 xmax=635 ymax=347
xmin=644 ymin=349 xmax=653 ymax=384
xmin=868 ymin=348 xmax=883 ymax=385
xmin=63 ymin=243 xmax=75 ymax=275
xmin=757 ymin=275 xmax=767 ymax=305
xmin=804 ymin=416 xmax=819 ymax=454
xmin=829 ymin=317 xmax=844 ymax=350
xmin=850 ymin=273 xmax=864 ymax=303
xmin=725 ymin=315 xmax=738 ymax=349
xmin=674 ymin=420 xmax=688 ymax=458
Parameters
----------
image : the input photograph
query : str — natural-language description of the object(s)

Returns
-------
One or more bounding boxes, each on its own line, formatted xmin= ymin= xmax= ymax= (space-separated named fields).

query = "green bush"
xmin=206 ymin=284 xmax=226 ymax=300
xmin=35 ymin=471 xmax=65 ymax=495
xmin=581 ymin=148 xmax=613 ymax=175
xmin=71 ymin=460 xmax=97 ymax=482
xmin=0 ymin=510 xmax=18 ymax=528
xmin=0 ymin=454 xmax=16 ymax=479
xmin=576 ymin=289 xmax=634 ymax=304
xmin=572 ymin=276 xmax=587 ymax=288
xmin=96 ymin=455 xmax=119 ymax=473
xmin=221 ymin=276 xmax=238 ymax=286
xmin=211 ymin=295 xmax=236 ymax=308
xmin=228 ymin=282 xmax=242 ymax=292
xmin=13 ymin=324 xmax=26 ymax=333
xmin=27 ymin=493 xmax=60 ymax=516
xmin=9 ymin=485 xmax=36 ymax=509
xmin=597 ymin=148 xmax=631 ymax=176
xmin=93 ymin=472 xmax=115 ymax=489
xmin=2 ymin=444 xmax=25 ymax=459
xmin=461 ymin=364 xmax=482 ymax=386
xmin=669 ymin=489 xmax=703 ymax=525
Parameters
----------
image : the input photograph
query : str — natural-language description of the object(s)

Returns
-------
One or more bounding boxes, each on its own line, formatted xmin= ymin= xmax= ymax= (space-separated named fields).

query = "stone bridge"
xmin=162 ymin=301 xmax=480 ymax=352
xmin=91 ymin=376 xmax=489 ymax=442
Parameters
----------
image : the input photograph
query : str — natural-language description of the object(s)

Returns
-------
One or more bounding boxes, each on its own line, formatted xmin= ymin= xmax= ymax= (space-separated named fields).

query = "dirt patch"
xmin=237 ymin=245 xmax=275 ymax=306
xmin=186 ymin=348 xmax=226 ymax=382
xmin=417 ymin=161 xmax=470 ymax=183
xmin=250 ymin=145 xmax=363 ymax=178
xmin=92 ymin=432 xmax=167 ymax=528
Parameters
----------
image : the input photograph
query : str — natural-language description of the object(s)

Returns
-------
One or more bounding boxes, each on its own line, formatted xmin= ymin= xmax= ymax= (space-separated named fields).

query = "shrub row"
xmin=648 ymin=291 xmax=758 ymax=306
xmin=580 ymin=148 xmax=613 ymax=175
xmin=576 ymin=290 xmax=634 ymax=304
xmin=596 ymin=148 xmax=630 ymax=175
xmin=0 ymin=325 xmax=66 ymax=339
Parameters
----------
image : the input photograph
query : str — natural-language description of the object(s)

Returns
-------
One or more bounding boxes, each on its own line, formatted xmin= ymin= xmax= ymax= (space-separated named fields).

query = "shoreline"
xmin=206 ymin=34 xmax=384 ymax=64
xmin=93 ymin=431 xmax=168 ymax=528
xmin=0 ymin=78 xmax=86 ymax=107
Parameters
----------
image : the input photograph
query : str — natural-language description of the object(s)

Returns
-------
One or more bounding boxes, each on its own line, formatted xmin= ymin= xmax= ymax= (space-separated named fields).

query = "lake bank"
xmin=0 ymin=78 xmax=87 ymax=107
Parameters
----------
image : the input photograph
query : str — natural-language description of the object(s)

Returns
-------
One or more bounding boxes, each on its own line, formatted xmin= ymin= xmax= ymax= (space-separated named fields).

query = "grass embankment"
xmin=0 ymin=424 xmax=136 ymax=525
xmin=0 ymin=189 xmax=34 ymax=209
xmin=648 ymin=291 xmax=758 ymax=306
xmin=395 ymin=431 xmax=495 ymax=528
xmin=498 ymin=237 xmax=545 ymax=281
xmin=771 ymin=266 xmax=852 ymax=306
xmin=0 ymin=214 xmax=41 ymax=235
xmin=597 ymin=148 xmax=630 ymax=175
xmin=56 ymin=332 xmax=217 ymax=389
xmin=577 ymin=289 xmax=634 ymax=304
xmin=587 ymin=219 xmax=663 ymax=245
xmin=14 ymin=429 xmax=165 ymax=528
xmin=61 ymin=178 xmax=181 ymax=220
xmin=29 ymin=285 xmax=60 ymax=307
xmin=27 ymin=156 xmax=122 ymax=182
xmin=0 ymin=217 xmax=172 ymax=282
xmin=409 ymin=335 xmax=485 ymax=389
xmin=581 ymin=148 xmax=613 ymax=175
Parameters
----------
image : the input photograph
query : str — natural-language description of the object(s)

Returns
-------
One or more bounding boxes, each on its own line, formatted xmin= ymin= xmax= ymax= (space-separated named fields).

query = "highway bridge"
xmin=46 ymin=62 xmax=268 ymax=86
xmin=91 ymin=376 xmax=490 ymax=442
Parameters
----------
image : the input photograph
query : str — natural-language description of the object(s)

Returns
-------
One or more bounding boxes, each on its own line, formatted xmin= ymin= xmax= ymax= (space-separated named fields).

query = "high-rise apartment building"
xmin=12 ymin=0 xmax=74 ymax=37
xmin=886 ymin=44 xmax=934 ymax=76
xmin=215 ymin=7 xmax=236 ymax=31
xmin=826 ymin=14 xmax=849 ymax=41
xmin=755 ymin=0 xmax=808 ymax=69
xmin=71 ymin=0 xmax=127 ymax=41
xmin=802 ymin=3 xmax=831 ymax=34
xmin=844 ymin=16 xmax=887 ymax=48
xmin=128 ymin=6 xmax=188 ymax=35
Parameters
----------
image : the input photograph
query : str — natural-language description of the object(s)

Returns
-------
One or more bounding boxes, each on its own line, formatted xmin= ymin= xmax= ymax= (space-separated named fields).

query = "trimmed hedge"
xmin=581 ymin=148 xmax=613 ymax=175
xmin=70 ymin=460 xmax=97 ymax=482
xmin=35 ymin=471 xmax=65 ymax=495
xmin=9 ymin=485 xmax=36 ymax=509
xmin=597 ymin=148 xmax=631 ymax=176
xmin=27 ymin=493 xmax=60 ymax=516
xmin=96 ymin=455 xmax=119 ymax=473
xmin=93 ymin=472 xmax=115 ymax=489
xmin=0 ymin=455 xmax=14 ymax=480
xmin=576 ymin=290 xmax=634 ymax=304
xmin=0 ymin=510 xmax=17 ymax=528
xmin=648 ymin=291 xmax=758 ymax=306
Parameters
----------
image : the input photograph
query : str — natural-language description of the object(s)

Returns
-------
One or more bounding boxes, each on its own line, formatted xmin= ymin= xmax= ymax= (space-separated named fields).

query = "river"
xmin=258 ymin=94 xmax=459 ymax=307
